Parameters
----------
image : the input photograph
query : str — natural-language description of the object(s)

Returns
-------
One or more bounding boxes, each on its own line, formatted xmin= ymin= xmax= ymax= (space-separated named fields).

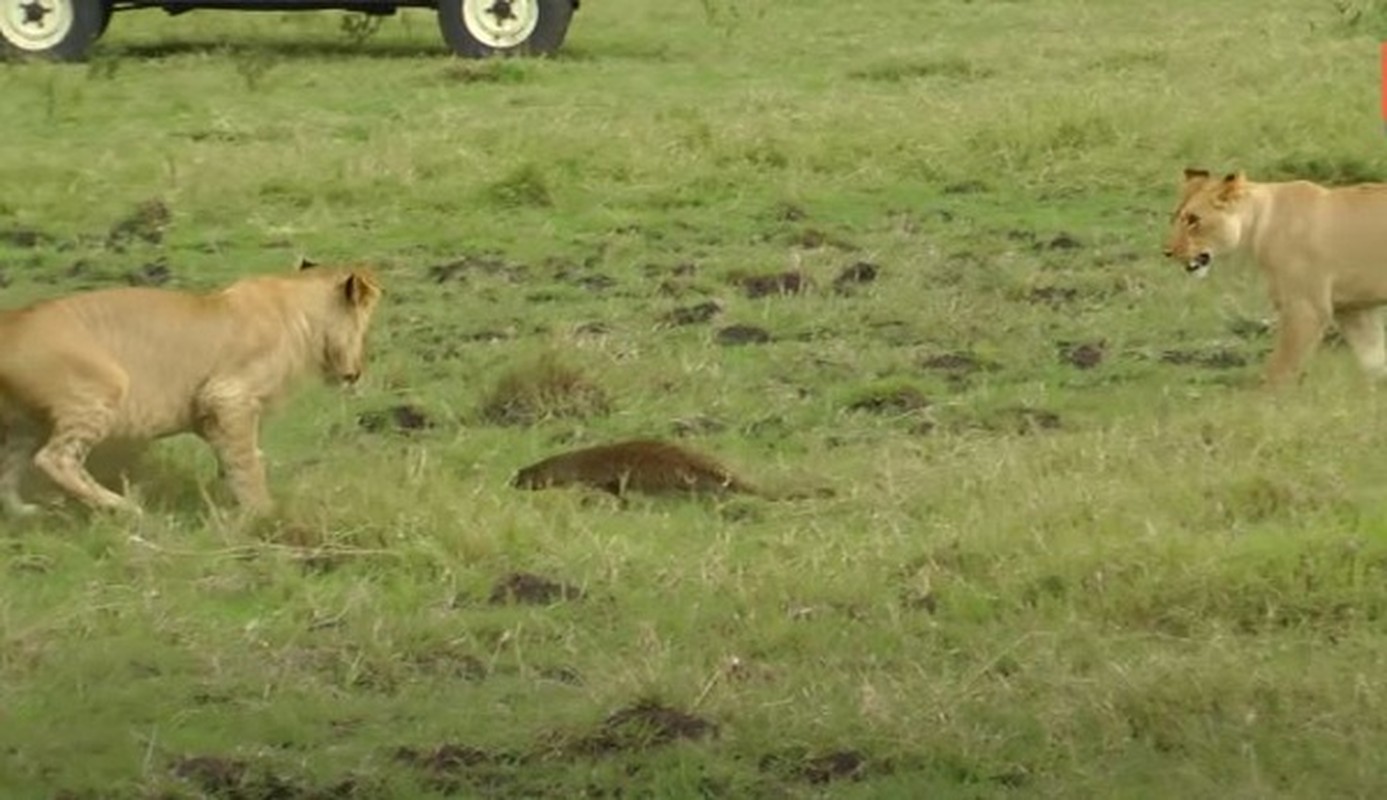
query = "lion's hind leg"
xmin=31 ymin=369 xmax=141 ymax=516
xmin=1335 ymin=307 xmax=1387 ymax=381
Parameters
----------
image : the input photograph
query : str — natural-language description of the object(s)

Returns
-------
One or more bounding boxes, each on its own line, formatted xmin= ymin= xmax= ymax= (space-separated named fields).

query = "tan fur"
xmin=512 ymin=439 xmax=761 ymax=497
xmin=1164 ymin=169 xmax=1387 ymax=388
xmin=0 ymin=263 xmax=382 ymax=516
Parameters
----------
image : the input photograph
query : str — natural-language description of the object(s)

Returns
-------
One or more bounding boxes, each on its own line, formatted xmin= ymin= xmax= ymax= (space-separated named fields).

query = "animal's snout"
xmin=342 ymin=371 xmax=361 ymax=385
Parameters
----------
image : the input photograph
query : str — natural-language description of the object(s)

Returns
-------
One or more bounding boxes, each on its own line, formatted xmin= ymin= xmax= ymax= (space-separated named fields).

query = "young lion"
xmin=1164 ymin=168 xmax=1387 ymax=388
xmin=0 ymin=262 xmax=383 ymax=516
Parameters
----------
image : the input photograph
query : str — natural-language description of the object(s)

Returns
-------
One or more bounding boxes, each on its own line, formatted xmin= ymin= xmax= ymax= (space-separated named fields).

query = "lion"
xmin=1164 ymin=168 xmax=1387 ymax=388
xmin=0 ymin=261 xmax=383 ymax=517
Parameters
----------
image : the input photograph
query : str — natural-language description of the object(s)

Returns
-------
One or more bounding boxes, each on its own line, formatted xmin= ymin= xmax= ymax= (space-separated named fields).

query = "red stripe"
xmin=1381 ymin=42 xmax=1387 ymax=121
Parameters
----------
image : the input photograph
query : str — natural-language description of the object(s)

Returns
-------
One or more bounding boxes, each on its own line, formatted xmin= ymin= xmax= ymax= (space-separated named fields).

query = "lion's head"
xmin=313 ymin=267 xmax=383 ymax=386
xmin=1162 ymin=169 xmax=1250 ymax=279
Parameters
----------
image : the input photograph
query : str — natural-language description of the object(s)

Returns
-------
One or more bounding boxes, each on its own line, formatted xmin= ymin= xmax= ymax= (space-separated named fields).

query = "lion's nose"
xmin=343 ymin=371 xmax=361 ymax=385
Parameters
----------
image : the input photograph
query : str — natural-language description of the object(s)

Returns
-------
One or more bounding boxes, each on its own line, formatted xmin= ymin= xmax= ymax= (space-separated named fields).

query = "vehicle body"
xmin=0 ymin=0 xmax=578 ymax=61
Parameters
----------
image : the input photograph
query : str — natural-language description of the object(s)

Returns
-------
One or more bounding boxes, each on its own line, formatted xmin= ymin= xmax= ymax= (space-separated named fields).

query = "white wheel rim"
xmin=461 ymin=0 xmax=538 ymax=49
xmin=0 ymin=0 xmax=74 ymax=51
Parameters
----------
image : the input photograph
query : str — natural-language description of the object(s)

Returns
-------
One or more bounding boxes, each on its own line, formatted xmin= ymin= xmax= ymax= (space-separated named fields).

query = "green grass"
xmin=4 ymin=0 xmax=1387 ymax=796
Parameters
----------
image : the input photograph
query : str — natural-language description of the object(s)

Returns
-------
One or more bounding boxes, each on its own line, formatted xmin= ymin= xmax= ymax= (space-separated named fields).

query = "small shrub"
xmin=844 ymin=380 xmax=931 ymax=414
xmin=485 ymin=163 xmax=554 ymax=209
xmin=479 ymin=353 xmax=610 ymax=425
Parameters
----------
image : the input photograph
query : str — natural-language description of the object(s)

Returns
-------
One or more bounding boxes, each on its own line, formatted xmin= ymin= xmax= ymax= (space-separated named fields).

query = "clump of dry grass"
xmin=478 ymin=353 xmax=611 ymax=426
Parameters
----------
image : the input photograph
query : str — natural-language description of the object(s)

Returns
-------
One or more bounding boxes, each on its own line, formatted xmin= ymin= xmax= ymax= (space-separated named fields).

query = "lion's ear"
xmin=343 ymin=270 xmax=381 ymax=307
xmin=296 ymin=256 xmax=319 ymax=271
xmin=1217 ymin=171 xmax=1247 ymax=202
xmin=1183 ymin=167 xmax=1211 ymax=183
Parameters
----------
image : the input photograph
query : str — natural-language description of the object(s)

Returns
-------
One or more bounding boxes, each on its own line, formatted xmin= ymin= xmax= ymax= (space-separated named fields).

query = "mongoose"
xmin=511 ymin=439 xmax=760 ymax=497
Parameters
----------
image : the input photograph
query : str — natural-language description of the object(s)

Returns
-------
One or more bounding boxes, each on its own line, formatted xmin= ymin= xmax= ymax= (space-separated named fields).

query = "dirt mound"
xmin=566 ymin=700 xmax=718 ymax=755
xmin=488 ymin=572 xmax=585 ymax=605
xmin=358 ymin=403 xmax=434 ymax=433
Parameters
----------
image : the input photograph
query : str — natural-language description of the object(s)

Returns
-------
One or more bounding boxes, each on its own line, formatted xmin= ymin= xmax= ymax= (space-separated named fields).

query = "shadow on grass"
xmin=100 ymin=36 xmax=449 ymax=61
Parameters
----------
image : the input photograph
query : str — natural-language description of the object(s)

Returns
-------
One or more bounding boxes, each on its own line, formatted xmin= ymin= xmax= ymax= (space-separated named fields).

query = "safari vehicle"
xmin=0 ymin=0 xmax=578 ymax=60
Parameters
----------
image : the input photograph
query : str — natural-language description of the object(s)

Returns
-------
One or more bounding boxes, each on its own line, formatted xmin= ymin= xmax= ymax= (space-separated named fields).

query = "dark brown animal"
xmin=511 ymin=439 xmax=760 ymax=497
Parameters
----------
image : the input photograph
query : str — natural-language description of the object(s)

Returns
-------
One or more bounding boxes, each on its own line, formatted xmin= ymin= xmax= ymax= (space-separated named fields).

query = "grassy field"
xmin=5 ymin=0 xmax=1387 ymax=796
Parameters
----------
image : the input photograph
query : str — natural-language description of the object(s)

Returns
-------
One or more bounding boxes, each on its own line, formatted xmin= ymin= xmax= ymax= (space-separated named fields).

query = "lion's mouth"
xmin=1185 ymin=252 xmax=1211 ymax=277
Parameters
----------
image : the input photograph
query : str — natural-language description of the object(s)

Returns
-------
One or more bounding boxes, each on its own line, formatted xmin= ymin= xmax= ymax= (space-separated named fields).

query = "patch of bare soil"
xmin=899 ymin=589 xmax=939 ymax=613
xmin=790 ymin=227 xmax=829 ymax=248
xmin=846 ymin=385 xmax=930 ymax=414
xmin=866 ymin=318 xmax=923 ymax=346
xmin=662 ymin=299 xmax=724 ymax=326
xmin=392 ymin=743 xmax=523 ymax=795
xmin=649 ymin=261 xmax=702 ymax=297
xmin=171 ymin=755 xmax=251 ymax=795
xmin=1035 ymin=231 xmax=1082 ymax=250
xmin=833 ymin=261 xmax=879 ymax=293
xmin=1025 ymin=285 xmax=1080 ymax=305
xmin=426 ymin=253 xmax=529 ymax=283
xmin=107 ymin=198 xmax=170 ymax=250
xmin=559 ymin=323 xmax=603 ymax=340
xmin=732 ymin=270 xmax=809 ymax=298
xmin=390 ymin=703 xmax=717 ymax=795
xmin=942 ymin=179 xmax=989 ymax=195
xmin=575 ymin=274 xmax=617 ymax=292
xmin=641 ymin=260 xmax=699 ymax=278
xmin=394 ymin=743 xmax=494 ymax=772
xmin=357 ymin=403 xmax=434 ymax=434
xmin=920 ymin=351 xmax=999 ymax=375
xmin=996 ymin=405 xmax=1063 ymax=434
xmin=786 ymin=226 xmax=858 ymax=250
xmin=1227 ymin=316 xmax=1272 ymax=339
xmin=671 ymin=414 xmax=727 ymax=436
xmin=125 ymin=259 xmax=172 ymax=286
xmin=1058 ymin=340 xmax=1105 ymax=369
xmin=716 ymin=324 xmax=772 ymax=346
xmin=538 ymin=665 xmax=584 ymax=685
xmin=169 ymin=755 xmax=367 ymax=799
xmin=488 ymin=572 xmax=585 ymax=605
xmin=562 ymin=700 xmax=718 ymax=756
xmin=774 ymin=201 xmax=808 ymax=221
xmin=759 ymin=748 xmax=872 ymax=784
xmin=0 ymin=226 xmax=47 ymax=248
xmin=35 ymin=258 xmax=113 ymax=287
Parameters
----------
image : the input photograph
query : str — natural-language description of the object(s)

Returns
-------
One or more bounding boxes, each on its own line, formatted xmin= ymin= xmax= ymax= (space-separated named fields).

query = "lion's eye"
xmin=1185 ymin=213 xmax=1200 ymax=226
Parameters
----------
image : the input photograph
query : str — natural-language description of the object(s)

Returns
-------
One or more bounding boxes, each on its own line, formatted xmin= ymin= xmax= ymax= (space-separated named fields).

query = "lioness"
xmin=0 ymin=262 xmax=382 ymax=516
xmin=1164 ymin=168 xmax=1387 ymax=388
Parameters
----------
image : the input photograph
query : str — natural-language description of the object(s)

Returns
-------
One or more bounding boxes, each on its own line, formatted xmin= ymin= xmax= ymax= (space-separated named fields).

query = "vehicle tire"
xmin=0 ymin=0 xmax=104 ymax=60
xmin=437 ymin=0 xmax=573 ymax=58
xmin=95 ymin=0 xmax=111 ymax=38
